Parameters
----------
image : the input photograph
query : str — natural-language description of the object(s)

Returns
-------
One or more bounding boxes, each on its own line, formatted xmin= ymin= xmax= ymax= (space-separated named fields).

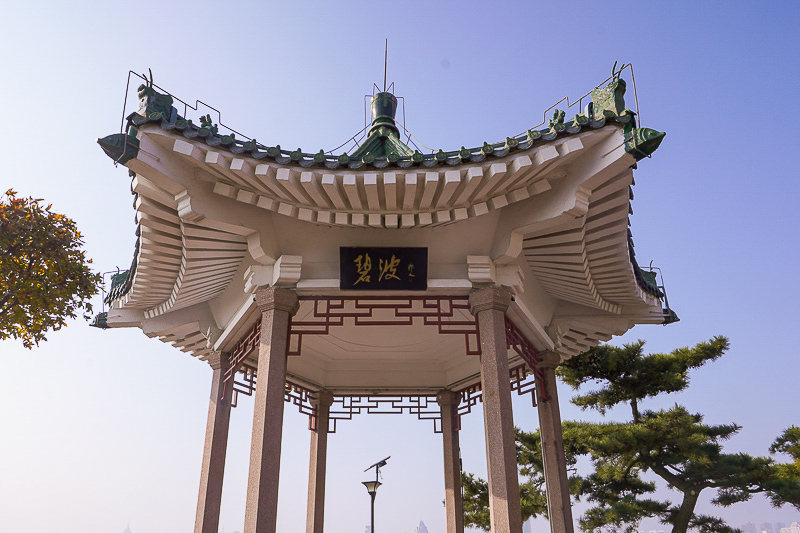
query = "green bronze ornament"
xmin=137 ymin=84 xmax=176 ymax=121
xmin=548 ymin=109 xmax=566 ymax=133
xmin=591 ymin=78 xmax=626 ymax=118
xmin=351 ymin=90 xmax=413 ymax=161
xmin=90 ymin=311 xmax=109 ymax=329
xmin=97 ymin=126 xmax=140 ymax=164
xmin=624 ymin=127 xmax=666 ymax=161
xmin=199 ymin=114 xmax=219 ymax=134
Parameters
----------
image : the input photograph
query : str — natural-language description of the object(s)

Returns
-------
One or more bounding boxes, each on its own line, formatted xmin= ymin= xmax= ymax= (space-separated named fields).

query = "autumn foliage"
xmin=0 ymin=189 xmax=101 ymax=348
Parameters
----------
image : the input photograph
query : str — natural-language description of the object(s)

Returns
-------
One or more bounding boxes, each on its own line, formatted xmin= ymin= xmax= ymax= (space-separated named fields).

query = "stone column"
xmin=194 ymin=352 xmax=233 ymax=533
xmin=437 ymin=390 xmax=464 ymax=533
xmin=469 ymin=286 xmax=522 ymax=533
xmin=306 ymin=390 xmax=334 ymax=533
xmin=244 ymin=287 xmax=299 ymax=533
xmin=536 ymin=352 xmax=574 ymax=533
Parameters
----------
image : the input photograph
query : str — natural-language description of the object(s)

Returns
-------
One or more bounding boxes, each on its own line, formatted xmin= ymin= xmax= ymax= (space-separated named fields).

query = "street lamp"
xmin=362 ymin=456 xmax=390 ymax=533
xmin=361 ymin=480 xmax=381 ymax=533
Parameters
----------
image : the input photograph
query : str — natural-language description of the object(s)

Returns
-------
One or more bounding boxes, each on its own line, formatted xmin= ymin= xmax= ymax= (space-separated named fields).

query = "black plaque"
xmin=340 ymin=247 xmax=428 ymax=291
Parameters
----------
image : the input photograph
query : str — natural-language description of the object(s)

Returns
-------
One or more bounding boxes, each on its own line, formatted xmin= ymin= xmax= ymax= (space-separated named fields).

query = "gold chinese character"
xmin=354 ymin=253 xmax=372 ymax=285
xmin=378 ymin=255 xmax=401 ymax=282
xmin=407 ymin=263 xmax=415 ymax=278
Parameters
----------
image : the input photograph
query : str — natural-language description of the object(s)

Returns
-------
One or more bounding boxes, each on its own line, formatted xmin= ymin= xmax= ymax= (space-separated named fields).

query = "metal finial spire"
xmin=383 ymin=39 xmax=388 ymax=92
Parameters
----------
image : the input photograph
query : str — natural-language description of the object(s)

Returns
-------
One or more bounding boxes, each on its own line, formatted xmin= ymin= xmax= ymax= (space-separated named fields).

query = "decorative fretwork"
xmin=219 ymin=299 xmax=547 ymax=433
xmin=454 ymin=318 xmax=545 ymax=428
xmin=230 ymin=361 xmax=257 ymax=407
xmin=504 ymin=315 xmax=547 ymax=400
xmin=454 ymin=363 xmax=538 ymax=430
xmin=221 ymin=321 xmax=319 ymax=425
xmin=509 ymin=364 xmax=538 ymax=404
xmin=456 ymin=382 xmax=483 ymax=431
xmin=289 ymin=297 xmax=480 ymax=356
xmin=286 ymin=379 xmax=318 ymax=430
xmin=222 ymin=320 xmax=261 ymax=403
xmin=225 ymin=361 xmax=321 ymax=427
xmin=328 ymin=395 xmax=443 ymax=433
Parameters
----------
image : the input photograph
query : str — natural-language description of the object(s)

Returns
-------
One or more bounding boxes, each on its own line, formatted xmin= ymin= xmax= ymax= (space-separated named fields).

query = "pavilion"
xmin=95 ymin=66 xmax=673 ymax=533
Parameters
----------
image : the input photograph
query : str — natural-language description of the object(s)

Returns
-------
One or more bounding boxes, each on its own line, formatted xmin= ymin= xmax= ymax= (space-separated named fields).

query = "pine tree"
xmin=461 ymin=337 xmax=800 ymax=533
xmin=557 ymin=337 xmax=799 ymax=533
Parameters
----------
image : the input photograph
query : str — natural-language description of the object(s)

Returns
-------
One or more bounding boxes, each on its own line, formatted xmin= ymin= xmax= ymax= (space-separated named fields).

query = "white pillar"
xmin=244 ymin=287 xmax=299 ymax=533
xmin=194 ymin=352 xmax=232 ymax=533
xmin=536 ymin=352 xmax=574 ymax=533
xmin=470 ymin=286 xmax=523 ymax=533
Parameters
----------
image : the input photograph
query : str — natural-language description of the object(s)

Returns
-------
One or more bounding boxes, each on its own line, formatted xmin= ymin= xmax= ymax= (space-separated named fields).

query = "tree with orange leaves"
xmin=0 ymin=190 xmax=101 ymax=348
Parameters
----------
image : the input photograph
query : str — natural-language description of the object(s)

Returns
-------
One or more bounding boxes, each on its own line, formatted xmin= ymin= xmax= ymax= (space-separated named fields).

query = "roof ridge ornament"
xmin=383 ymin=38 xmax=388 ymax=92
xmin=350 ymin=43 xmax=413 ymax=160
xmin=101 ymin=65 xmax=665 ymax=169
xmin=611 ymin=60 xmax=622 ymax=83
xmin=143 ymin=68 xmax=154 ymax=88
xmin=590 ymin=65 xmax=627 ymax=119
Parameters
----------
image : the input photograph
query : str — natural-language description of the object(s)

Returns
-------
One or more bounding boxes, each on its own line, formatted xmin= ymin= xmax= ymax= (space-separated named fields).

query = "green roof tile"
xmin=101 ymin=77 xmax=663 ymax=171
xmin=99 ymin=75 xmax=670 ymax=309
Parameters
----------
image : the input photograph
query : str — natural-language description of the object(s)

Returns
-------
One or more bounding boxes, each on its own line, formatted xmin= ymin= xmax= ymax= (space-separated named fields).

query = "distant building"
xmin=742 ymin=523 xmax=758 ymax=533
xmin=762 ymin=522 xmax=775 ymax=533
xmin=523 ymin=517 xmax=532 ymax=533
xmin=415 ymin=521 xmax=429 ymax=533
xmin=123 ymin=523 xmax=131 ymax=533
xmin=779 ymin=522 xmax=800 ymax=533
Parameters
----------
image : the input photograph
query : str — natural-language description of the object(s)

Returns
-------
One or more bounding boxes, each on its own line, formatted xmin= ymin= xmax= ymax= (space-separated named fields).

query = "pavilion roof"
xmin=93 ymin=73 xmax=677 ymax=358
xmin=99 ymin=77 xmax=664 ymax=171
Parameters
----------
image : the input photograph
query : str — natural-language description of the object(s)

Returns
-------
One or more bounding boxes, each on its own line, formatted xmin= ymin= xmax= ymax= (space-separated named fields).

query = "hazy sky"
xmin=1 ymin=2 xmax=799 ymax=533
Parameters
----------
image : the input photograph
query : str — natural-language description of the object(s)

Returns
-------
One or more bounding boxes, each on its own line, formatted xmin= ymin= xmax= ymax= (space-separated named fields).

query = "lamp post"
xmin=362 ymin=456 xmax=390 ymax=533
xmin=361 ymin=480 xmax=381 ymax=533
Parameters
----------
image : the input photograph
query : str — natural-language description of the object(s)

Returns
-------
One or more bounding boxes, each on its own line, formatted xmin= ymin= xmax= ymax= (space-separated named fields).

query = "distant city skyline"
xmin=740 ymin=520 xmax=800 ymax=533
xmin=523 ymin=517 xmax=532 ymax=533
xmin=781 ymin=522 xmax=800 ymax=533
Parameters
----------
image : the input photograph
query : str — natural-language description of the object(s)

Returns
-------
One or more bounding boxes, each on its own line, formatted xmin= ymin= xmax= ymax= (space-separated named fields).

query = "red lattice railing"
xmin=219 ymin=296 xmax=546 ymax=432
xmin=288 ymin=296 xmax=480 ymax=355
xmin=328 ymin=395 xmax=442 ymax=433
xmin=505 ymin=316 xmax=547 ymax=401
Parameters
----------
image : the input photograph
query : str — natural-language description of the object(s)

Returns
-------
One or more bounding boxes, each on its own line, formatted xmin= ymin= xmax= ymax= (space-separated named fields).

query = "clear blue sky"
xmin=1 ymin=2 xmax=798 ymax=532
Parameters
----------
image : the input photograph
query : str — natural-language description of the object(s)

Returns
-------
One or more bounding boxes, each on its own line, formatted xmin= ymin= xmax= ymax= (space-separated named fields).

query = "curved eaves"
xmin=523 ymin=168 xmax=661 ymax=313
xmin=109 ymin=179 xmax=249 ymax=319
